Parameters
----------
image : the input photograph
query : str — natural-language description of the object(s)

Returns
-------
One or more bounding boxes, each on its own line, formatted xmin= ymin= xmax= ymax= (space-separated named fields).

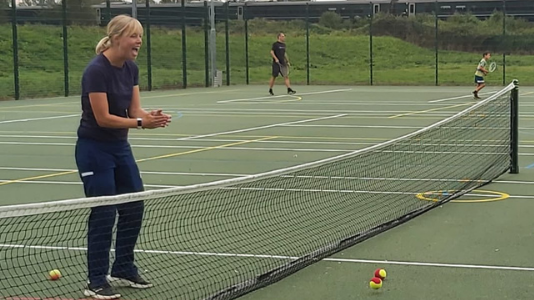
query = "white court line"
xmin=0 ymin=179 xmax=178 ymax=189
xmin=284 ymin=124 xmax=423 ymax=129
xmin=139 ymin=106 xmax=512 ymax=115
xmin=0 ymin=134 xmax=381 ymax=145
xmin=176 ymin=114 xmax=346 ymax=141
xmin=0 ymin=133 xmax=526 ymax=145
xmin=496 ymin=180 xmax=534 ymax=185
xmin=4 ymin=177 xmax=534 ymax=193
xmin=428 ymin=91 xmax=497 ymax=103
xmin=324 ymin=258 xmax=534 ymax=272
xmin=0 ymin=141 xmax=352 ymax=152
xmin=0 ymin=167 xmax=248 ymax=177
xmin=0 ymin=243 xmax=532 ymax=272
xmin=0 ymin=114 xmax=79 ymax=124
xmin=217 ymin=94 xmax=299 ymax=103
xmin=3 ymin=141 xmax=534 ymax=155
xmin=216 ymin=89 xmax=352 ymax=104
xmin=164 ymin=108 xmax=421 ymax=114
xmin=3 ymin=167 xmax=534 ymax=187
xmin=3 ymin=141 xmax=525 ymax=154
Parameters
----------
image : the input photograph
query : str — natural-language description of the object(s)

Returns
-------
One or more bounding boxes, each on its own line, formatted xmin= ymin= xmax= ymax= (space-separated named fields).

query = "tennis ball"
xmin=369 ymin=277 xmax=382 ymax=289
xmin=49 ymin=269 xmax=61 ymax=280
xmin=374 ymin=268 xmax=387 ymax=279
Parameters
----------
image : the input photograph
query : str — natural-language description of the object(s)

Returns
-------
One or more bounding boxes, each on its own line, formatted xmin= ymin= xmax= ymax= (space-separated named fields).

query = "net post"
xmin=510 ymin=79 xmax=519 ymax=174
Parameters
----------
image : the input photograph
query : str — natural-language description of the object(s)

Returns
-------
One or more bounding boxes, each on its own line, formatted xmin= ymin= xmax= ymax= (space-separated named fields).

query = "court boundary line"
xmin=4 ymin=167 xmax=534 ymax=186
xmin=428 ymin=91 xmax=497 ymax=103
xmin=0 ymin=114 xmax=79 ymax=125
xmin=0 ymin=243 xmax=532 ymax=273
xmin=143 ymin=88 xmax=240 ymax=99
xmin=0 ymin=179 xmax=179 ymax=189
xmin=0 ymin=141 xmax=519 ymax=155
xmin=216 ymin=88 xmax=352 ymax=104
xmin=3 ymin=168 xmax=534 ymax=187
xmin=176 ymin=114 xmax=346 ymax=140
xmin=0 ymin=87 xmax=242 ymax=110
xmin=0 ymin=167 xmax=248 ymax=177
xmin=6 ymin=179 xmax=534 ymax=195
xmin=324 ymin=257 xmax=534 ymax=272
xmin=8 ymin=132 xmax=534 ymax=143
xmin=0 ymin=137 xmax=278 ymax=186
xmin=389 ymin=103 xmax=471 ymax=118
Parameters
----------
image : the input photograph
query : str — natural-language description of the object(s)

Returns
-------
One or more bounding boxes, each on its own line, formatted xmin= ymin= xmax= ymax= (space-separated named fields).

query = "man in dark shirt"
xmin=269 ymin=32 xmax=296 ymax=96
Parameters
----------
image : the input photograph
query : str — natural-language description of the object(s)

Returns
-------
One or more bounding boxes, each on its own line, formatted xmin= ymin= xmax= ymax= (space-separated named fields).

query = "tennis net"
xmin=0 ymin=80 xmax=519 ymax=300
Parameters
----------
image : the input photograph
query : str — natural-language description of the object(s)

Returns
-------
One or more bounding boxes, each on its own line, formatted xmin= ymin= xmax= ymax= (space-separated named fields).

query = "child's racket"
xmin=489 ymin=62 xmax=497 ymax=73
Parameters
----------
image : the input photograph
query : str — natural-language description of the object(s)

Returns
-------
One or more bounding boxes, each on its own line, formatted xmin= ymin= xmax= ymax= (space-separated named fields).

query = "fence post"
xmin=244 ymin=3 xmax=249 ymax=85
xmin=434 ymin=1 xmax=438 ymax=86
xmin=61 ymin=0 xmax=69 ymax=97
xmin=145 ymin=0 xmax=152 ymax=91
xmin=306 ymin=2 xmax=310 ymax=85
xmin=106 ymin=0 xmax=111 ymax=22
xmin=181 ymin=0 xmax=187 ymax=88
xmin=225 ymin=1 xmax=230 ymax=86
xmin=204 ymin=1 xmax=209 ymax=87
xmin=11 ymin=0 xmax=19 ymax=100
xmin=502 ymin=0 xmax=506 ymax=85
xmin=368 ymin=2 xmax=373 ymax=86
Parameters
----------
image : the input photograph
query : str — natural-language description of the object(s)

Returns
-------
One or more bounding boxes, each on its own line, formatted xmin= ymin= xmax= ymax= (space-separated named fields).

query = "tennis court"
xmin=1 ymin=83 xmax=534 ymax=300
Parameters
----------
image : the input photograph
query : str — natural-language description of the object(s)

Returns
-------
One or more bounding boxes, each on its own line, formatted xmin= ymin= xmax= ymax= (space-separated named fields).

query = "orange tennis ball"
xmin=374 ymin=268 xmax=387 ymax=279
xmin=49 ymin=269 xmax=61 ymax=280
xmin=369 ymin=277 xmax=382 ymax=289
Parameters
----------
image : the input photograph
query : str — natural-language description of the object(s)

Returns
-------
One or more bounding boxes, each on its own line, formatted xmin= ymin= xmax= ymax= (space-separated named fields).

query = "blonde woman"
xmin=75 ymin=14 xmax=171 ymax=299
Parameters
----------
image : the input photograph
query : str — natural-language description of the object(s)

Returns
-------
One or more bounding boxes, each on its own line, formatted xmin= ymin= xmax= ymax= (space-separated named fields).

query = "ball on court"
xmin=49 ymin=269 xmax=61 ymax=280
xmin=369 ymin=277 xmax=382 ymax=289
xmin=374 ymin=268 xmax=387 ymax=279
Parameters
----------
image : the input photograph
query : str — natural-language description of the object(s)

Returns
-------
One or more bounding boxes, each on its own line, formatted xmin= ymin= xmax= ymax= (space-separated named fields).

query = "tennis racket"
xmin=489 ymin=61 xmax=497 ymax=73
xmin=286 ymin=61 xmax=291 ymax=76
xmin=277 ymin=61 xmax=290 ymax=77
xmin=285 ymin=55 xmax=291 ymax=76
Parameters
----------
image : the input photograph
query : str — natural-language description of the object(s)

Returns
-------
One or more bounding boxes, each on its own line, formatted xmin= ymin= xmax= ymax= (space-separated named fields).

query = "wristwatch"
xmin=137 ymin=118 xmax=143 ymax=129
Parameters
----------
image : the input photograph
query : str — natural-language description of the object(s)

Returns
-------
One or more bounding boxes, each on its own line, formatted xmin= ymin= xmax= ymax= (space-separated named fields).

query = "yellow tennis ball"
xmin=49 ymin=269 xmax=61 ymax=280
xmin=374 ymin=268 xmax=387 ymax=279
xmin=369 ymin=277 xmax=382 ymax=289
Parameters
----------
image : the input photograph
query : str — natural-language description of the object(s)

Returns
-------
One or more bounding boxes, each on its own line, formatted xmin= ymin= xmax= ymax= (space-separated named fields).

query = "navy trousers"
xmin=75 ymin=138 xmax=145 ymax=287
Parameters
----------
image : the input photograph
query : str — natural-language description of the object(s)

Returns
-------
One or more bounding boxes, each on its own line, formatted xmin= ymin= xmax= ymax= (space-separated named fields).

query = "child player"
xmin=473 ymin=52 xmax=491 ymax=99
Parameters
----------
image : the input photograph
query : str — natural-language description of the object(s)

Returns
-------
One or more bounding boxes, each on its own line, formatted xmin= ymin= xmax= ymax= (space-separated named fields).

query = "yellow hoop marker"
xmin=415 ymin=189 xmax=509 ymax=203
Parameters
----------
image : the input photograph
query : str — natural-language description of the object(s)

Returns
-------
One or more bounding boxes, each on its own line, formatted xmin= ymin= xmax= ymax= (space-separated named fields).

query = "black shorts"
xmin=272 ymin=62 xmax=288 ymax=77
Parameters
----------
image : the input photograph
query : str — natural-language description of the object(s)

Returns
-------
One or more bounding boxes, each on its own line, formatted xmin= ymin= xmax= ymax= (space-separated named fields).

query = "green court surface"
xmin=1 ymin=84 xmax=534 ymax=299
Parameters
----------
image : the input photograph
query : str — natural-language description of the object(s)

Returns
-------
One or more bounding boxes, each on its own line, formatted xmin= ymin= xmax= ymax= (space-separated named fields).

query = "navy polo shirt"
xmin=77 ymin=53 xmax=139 ymax=142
